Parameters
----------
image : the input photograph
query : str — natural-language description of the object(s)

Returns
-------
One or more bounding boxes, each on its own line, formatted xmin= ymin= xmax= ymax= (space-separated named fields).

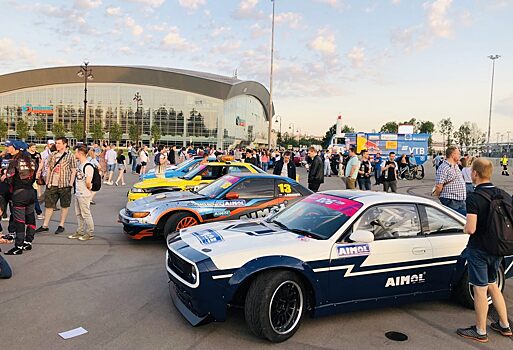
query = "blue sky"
xmin=1 ymin=0 xmax=512 ymax=138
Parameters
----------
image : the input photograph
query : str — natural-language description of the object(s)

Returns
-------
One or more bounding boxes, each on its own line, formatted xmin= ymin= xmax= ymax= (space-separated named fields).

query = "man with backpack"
xmin=68 ymin=145 xmax=96 ymax=241
xmin=457 ymin=158 xmax=512 ymax=343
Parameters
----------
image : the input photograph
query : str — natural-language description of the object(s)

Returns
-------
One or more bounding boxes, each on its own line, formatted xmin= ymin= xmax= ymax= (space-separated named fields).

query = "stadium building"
xmin=0 ymin=66 xmax=273 ymax=149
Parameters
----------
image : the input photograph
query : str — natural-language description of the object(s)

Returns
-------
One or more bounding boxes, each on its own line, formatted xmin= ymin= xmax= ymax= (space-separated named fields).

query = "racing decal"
xmin=192 ymin=229 xmax=224 ymax=245
xmin=213 ymin=210 xmax=231 ymax=217
xmin=385 ymin=273 xmax=426 ymax=287
xmin=226 ymin=222 xmax=277 ymax=236
xmin=337 ymin=244 xmax=370 ymax=257
xmin=239 ymin=202 xmax=287 ymax=220
xmin=278 ymin=183 xmax=292 ymax=194
xmin=304 ymin=194 xmax=362 ymax=216
xmin=190 ymin=200 xmax=246 ymax=207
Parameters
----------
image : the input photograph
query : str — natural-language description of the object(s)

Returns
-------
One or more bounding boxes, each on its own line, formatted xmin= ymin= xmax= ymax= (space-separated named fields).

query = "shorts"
xmin=141 ymin=162 xmax=147 ymax=167
xmin=117 ymin=164 xmax=125 ymax=171
xmin=45 ymin=186 xmax=72 ymax=209
xmin=107 ymin=164 xmax=116 ymax=172
xmin=464 ymin=247 xmax=502 ymax=287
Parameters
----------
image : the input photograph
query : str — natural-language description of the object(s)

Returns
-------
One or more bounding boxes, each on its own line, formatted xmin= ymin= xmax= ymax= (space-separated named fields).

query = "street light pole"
xmin=77 ymin=62 xmax=94 ymax=143
xmin=487 ymin=54 xmax=500 ymax=147
xmin=133 ymin=92 xmax=142 ymax=146
xmin=267 ymin=0 xmax=276 ymax=149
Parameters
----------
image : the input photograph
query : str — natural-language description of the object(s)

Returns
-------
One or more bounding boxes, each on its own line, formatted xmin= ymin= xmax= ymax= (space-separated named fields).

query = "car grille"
xmin=173 ymin=282 xmax=198 ymax=314
xmin=168 ymin=249 xmax=195 ymax=285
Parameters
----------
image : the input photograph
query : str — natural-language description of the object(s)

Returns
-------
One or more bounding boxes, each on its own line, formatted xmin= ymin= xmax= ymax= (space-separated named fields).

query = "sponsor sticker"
xmin=385 ymin=273 xmax=426 ymax=287
xmin=192 ymin=229 xmax=224 ymax=245
xmin=304 ymin=194 xmax=362 ymax=216
xmin=213 ymin=210 xmax=231 ymax=217
xmin=337 ymin=244 xmax=370 ymax=257
xmin=223 ymin=200 xmax=246 ymax=207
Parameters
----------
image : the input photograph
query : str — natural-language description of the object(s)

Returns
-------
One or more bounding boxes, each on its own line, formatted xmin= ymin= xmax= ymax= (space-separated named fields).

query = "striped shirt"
xmin=435 ymin=160 xmax=466 ymax=201
xmin=46 ymin=151 xmax=77 ymax=188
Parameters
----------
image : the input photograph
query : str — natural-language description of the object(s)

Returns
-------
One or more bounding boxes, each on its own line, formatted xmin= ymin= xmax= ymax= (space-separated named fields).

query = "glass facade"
xmin=0 ymin=83 xmax=268 ymax=148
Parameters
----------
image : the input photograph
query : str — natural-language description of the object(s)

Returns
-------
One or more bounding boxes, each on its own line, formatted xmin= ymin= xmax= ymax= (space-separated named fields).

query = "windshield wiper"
xmin=287 ymin=228 xmax=324 ymax=240
xmin=270 ymin=219 xmax=289 ymax=230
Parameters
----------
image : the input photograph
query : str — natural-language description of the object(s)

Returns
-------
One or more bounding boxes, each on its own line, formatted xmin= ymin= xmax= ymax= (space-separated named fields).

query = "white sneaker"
xmin=37 ymin=214 xmax=44 ymax=220
xmin=103 ymin=181 xmax=109 ymax=184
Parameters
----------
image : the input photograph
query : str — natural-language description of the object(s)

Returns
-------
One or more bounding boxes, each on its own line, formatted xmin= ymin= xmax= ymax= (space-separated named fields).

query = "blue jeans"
xmin=34 ymin=189 xmax=42 ymax=215
xmin=463 ymin=248 xmax=502 ymax=287
xmin=439 ymin=197 xmax=466 ymax=216
xmin=262 ymin=162 xmax=269 ymax=171
xmin=358 ymin=177 xmax=372 ymax=191
xmin=131 ymin=159 xmax=138 ymax=173
xmin=0 ymin=255 xmax=12 ymax=279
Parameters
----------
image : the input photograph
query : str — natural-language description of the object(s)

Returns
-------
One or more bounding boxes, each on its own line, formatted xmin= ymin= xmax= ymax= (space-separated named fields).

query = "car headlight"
xmin=191 ymin=264 xmax=197 ymax=283
xmin=132 ymin=212 xmax=150 ymax=218
xmin=131 ymin=187 xmax=148 ymax=193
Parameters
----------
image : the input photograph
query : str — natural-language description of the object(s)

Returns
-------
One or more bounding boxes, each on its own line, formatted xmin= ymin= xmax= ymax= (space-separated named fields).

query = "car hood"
xmin=127 ymin=191 xmax=205 ymax=210
xmin=134 ymin=177 xmax=190 ymax=189
xmin=174 ymin=220 xmax=328 ymax=270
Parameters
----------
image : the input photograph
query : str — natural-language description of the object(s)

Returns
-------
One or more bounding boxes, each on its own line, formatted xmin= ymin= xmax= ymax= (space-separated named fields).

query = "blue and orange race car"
xmin=119 ymin=173 xmax=312 ymax=239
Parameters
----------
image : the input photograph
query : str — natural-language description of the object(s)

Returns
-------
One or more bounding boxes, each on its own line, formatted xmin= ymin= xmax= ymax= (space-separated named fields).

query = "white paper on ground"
xmin=58 ymin=327 xmax=88 ymax=339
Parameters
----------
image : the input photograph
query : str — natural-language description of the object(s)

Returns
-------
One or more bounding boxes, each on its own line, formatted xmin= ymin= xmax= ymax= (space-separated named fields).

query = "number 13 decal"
xmin=278 ymin=183 xmax=292 ymax=194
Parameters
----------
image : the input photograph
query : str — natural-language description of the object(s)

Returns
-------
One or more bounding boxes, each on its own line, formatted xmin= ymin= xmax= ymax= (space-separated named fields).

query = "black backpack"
xmin=475 ymin=188 xmax=513 ymax=256
xmin=154 ymin=153 xmax=161 ymax=165
xmin=84 ymin=163 xmax=102 ymax=192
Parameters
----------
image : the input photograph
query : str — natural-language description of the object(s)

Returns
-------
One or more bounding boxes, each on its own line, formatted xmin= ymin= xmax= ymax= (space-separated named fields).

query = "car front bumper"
xmin=118 ymin=209 xmax=156 ymax=239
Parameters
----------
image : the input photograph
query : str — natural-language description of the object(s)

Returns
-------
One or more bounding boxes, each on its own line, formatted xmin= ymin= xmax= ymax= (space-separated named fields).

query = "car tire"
xmin=455 ymin=265 xmax=505 ymax=309
xmin=244 ymin=270 xmax=305 ymax=343
xmin=163 ymin=212 xmax=199 ymax=240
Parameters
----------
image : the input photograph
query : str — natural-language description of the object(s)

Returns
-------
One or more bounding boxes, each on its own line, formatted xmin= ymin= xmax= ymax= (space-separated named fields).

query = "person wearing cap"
xmin=3 ymin=140 xmax=37 ymax=255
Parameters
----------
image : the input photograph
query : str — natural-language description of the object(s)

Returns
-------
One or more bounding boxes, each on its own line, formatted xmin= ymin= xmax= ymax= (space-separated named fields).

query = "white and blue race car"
xmin=166 ymin=190 xmax=513 ymax=342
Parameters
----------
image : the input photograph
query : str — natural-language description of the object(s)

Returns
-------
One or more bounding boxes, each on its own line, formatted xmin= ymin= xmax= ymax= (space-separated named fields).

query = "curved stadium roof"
xmin=0 ymin=66 xmax=273 ymax=121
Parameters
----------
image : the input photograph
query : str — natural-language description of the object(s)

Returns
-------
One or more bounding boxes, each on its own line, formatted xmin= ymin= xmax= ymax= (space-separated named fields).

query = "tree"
xmin=91 ymin=121 xmax=104 ymax=142
xmin=438 ymin=118 xmax=454 ymax=147
xmin=71 ymin=122 xmax=84 ymax=141
xmin=454 ymin=122 xmax=485 ymax=148
xmin=151 ymin=124 xmax=162 ymax=143
xmin=418 ymin=121 xmax=435 ymax=134
xmin=0 ymin=121 xmax=8 ymax=141
xmin=128 ymin=122 xmax=138 ymax=144
xmin=380 ymin=121 xmax=398 ymax=133
xmin=109 ymin=122 xmax=123 ymax=145
xmin=34 ymin=119 xmax=47 ymax=142
xmin=16 ymin=118 xmax=29 ymax=141
xmin=52 ymin=122 xmax=66 ymax=138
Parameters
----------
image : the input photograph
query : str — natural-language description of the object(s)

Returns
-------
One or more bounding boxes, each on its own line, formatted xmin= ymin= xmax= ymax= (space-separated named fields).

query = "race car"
xmin=128 ymin=161 xmax=264 ymax=201
xmin=120 ymin=173 xmax=311 ymax=239
xmin=166 ymin=190 xmax=513 ymax=342
xmin=141 ymin=156 xmax=215 ymax=180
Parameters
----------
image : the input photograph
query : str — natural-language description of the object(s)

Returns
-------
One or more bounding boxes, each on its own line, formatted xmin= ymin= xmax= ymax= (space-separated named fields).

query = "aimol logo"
xmin=385 ymin=273 xmax=426 ymax=288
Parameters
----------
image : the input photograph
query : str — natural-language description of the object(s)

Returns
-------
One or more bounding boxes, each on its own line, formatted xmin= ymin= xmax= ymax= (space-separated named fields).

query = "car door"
xmin=222 ymin=178 xmax=276 ymax=219
xmin=329 ymin=203 xmax=433 ymax=304
xmin=275 ymin=178 xmax=303 ymax=208
xmin=419 ymin=204 xmax=467 ymax=293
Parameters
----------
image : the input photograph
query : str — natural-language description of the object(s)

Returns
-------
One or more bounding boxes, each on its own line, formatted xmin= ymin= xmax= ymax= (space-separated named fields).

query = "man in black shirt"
xmin=273 ymin=151 xmax=296 ymax=180
xmin=357 ymin=150 xmax=372 ymax=191
xmin=457 ymin=158 xmax=511 ymax=342
xmin=307 ymin=147 xmax=324 ymax=192
xmin=381 ymin=152 xmax=398 ymax=193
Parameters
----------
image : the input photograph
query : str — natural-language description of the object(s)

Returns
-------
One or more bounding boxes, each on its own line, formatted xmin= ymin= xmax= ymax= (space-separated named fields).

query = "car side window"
xmin=353 ymin=204 xmax=421 ymax=240
xmin=275 ymin=180 xmax=300 ymax=197
xmin=227 ymin=166 xmax=251 ymax=174
xmin=422 ymin=205 xmax=464 ymax=235
xmin=230 ymin=178 xmax=274 ymax=199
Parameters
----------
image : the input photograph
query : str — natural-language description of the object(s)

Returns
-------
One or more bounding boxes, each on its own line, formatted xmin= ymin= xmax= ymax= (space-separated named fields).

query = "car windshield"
xmin=197 ymin=175 xmax=240 ymax=198
xmin=181 ymin=164 xmax=206 ymax=180
xmin=175 ymin=157 xmax=196 ymax=170
xmin=267 ymin=194 xmax=363 ymax=239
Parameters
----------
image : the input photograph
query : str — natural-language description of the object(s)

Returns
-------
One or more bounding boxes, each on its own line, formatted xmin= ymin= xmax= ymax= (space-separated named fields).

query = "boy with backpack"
xmin=68 ymin=145 xmax=96 ymax=241
xmin=457 ymin=158 xmax=512 ymax=343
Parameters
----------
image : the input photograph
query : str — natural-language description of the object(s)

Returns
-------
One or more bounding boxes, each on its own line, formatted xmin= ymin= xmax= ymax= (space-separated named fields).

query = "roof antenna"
xmin=233 ymin=68 xmax=238 ymax=79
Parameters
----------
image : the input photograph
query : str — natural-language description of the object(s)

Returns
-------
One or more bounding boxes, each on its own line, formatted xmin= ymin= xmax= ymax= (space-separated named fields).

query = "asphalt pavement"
xmin=1 ymin=164 xmax=513 ymax=350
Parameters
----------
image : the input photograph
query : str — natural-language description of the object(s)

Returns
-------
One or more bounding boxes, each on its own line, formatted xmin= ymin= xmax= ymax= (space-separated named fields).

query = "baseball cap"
xmin=47 ymin=139 xmax=55 ymax=145
xmin=4 ymin=139 xmax=15 ymax=147
xmin=13 ymin=141 xmax=28 ymax=151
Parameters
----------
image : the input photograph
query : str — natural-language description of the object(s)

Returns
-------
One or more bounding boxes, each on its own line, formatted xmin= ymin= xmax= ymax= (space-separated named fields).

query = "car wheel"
xmin=455 ymin=265 xmax=505 ymax=309
xmin=164 ymin=212 xmax=199 ymax=240
xmin=244 ymin=270 xmax=305 ymax=343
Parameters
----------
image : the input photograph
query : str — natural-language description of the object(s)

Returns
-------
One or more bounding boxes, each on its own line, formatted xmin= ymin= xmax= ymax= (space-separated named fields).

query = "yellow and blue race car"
xmin=127 ymin=160 xmax=264 ymax=201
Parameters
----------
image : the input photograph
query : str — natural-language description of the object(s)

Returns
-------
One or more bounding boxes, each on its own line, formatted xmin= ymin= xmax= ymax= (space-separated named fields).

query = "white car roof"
xmin=319 ymin=190 xmax=438 ymax=206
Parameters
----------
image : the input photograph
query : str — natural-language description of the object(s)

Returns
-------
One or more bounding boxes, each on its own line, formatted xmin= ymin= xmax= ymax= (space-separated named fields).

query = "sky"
xmin=0 ymin=0 xmax=512 ymax=139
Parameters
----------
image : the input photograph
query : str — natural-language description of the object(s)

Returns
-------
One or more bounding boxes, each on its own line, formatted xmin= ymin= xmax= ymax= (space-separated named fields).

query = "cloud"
xmin=249 ymin=22 xmax=269 ymax=39
xmin=211 ymin=26 xmax=231 ymax=38
xmin=347 ymin=46 xmax=366 ymax=68
xmin=274 ymin=12 xmax=303 ymax=29
xmin=313 ymin=0 xmax=348 ymax=10
xmin=161 ymin=27 xmax=196 ymax=50
xmin=423 ymin=0 xmax=453 ymax=38
xmin=125 ymin=16 xmax=144 ymax=37
xmin=127 ymin=0 xmax=165 ymax=8
xmin=392 ymin=0 xmax=401 ymax=5
xmin=308 ymin=27 xmax=337 ymax=56
xmin=0 ymin=37 xmax=37 ymax=64
xmin=233 ymin=0 xmax=264 ymax=20
xmin=210 ymin=40 xmax=242 ymax=54
xmin=119 ymin=46 xmax=134 ymax=54
xmin=74 ymin=0 xmax=102 ymax=9
xmin=178 ymin=0 xmax=206 ymax=10
xmin=106 ymin=6 xmax=121 ymax=16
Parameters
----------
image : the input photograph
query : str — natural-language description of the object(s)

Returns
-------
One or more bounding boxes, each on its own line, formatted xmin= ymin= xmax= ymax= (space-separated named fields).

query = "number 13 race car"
xmin=119 ymin=174 xmax=311 ymax=239
xmin=166 ymin=191 xmax=513 ymax=342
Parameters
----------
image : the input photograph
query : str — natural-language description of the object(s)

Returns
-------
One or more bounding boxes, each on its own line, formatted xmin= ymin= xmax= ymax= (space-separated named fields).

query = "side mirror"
xmin=349 ymin=230 xmax=374 ymax=243
xmin=193 ymin=175 xmax=202 ymax=182
xmin=225 ymin=192 xmax=239 ymax=200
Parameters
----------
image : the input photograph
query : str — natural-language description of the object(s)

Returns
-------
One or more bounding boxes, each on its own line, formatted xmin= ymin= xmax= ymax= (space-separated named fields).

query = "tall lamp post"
xmin=275 ymin=115 xmax=282 ymax=138
xmin=267 ymin=0 xmax=276 ymax=149
xmin=77 ymin=62 xmax=94 ymax=143
xmin=486 ymin=54 xmax=500 ymax=151
xmin=133 ymin=92 xmax=142 ymax=146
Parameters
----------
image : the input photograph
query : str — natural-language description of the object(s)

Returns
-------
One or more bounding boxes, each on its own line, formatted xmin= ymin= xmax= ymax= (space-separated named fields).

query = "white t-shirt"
xmin=140 ymin=150 xmax=148 ymax=163
xmin=75 ymin=161 xmax=94 ymax=197
xmin=106 ymin=149 xmax=117 ymax=165
xmin=280 ymin=161 xmax=289 ymax=177
xmin=462 ymin=167 xmax=472 ymax=183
